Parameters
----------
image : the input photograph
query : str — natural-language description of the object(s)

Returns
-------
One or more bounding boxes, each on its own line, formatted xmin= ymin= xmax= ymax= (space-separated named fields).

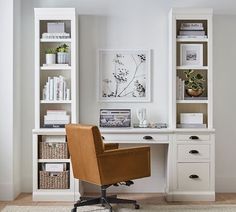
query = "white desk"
xmin=100 ymin=128 xmax=215 ymax=201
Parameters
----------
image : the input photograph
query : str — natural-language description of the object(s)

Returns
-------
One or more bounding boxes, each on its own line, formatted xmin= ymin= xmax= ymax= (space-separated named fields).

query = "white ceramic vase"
xmin=45 ymin=54 xmax=56 ymax=64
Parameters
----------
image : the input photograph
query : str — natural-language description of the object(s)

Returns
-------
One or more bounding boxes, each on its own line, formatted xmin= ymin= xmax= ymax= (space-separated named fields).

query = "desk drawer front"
xmin=176 ymin=134 xmax=210 ymax=141
xmin=177 ymin=163 xmax=210 ymax=191
xmin=102 ymin=134 xmax=169 ymax=142
xmin=177 ymin=144 xmax=210 ymax=162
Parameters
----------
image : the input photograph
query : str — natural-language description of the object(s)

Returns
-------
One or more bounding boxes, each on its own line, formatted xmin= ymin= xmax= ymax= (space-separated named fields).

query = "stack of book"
xmin=42 ymin=76 xmax=70 ymax=101
xmin=176 ymin=76 xmax=185 ymax=100
xmin=177 ymin=23 xmax=207 ymax=38
xmin=42 ymin=32 xmax=70 ymax=39
xmin=44 ymin=110 xmax=70 ymax=128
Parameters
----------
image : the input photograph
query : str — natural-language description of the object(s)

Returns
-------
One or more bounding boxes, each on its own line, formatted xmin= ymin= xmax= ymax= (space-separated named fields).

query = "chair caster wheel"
xmin=134 ymin=204 xmax=140 ymax=209
xmin=71 ymin=208 xmax=77 ymax=212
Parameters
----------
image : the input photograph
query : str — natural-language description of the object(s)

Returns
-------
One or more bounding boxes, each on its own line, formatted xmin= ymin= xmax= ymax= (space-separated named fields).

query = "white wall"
xmin=19 ymin=0 xmax=236 ymax=193
xmin=0 ymin=0 xmax=21 ymax=200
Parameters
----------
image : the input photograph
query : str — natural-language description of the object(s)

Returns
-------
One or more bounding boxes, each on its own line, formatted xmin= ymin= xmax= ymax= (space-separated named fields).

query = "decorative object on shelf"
xmin=42 ymin=32 xmax=70 ymax=39
xmin=136 ymin=108 xmax=147 ymax=127
xmin=47 ymin=22 xmax=65 ymax=33
xmin=180 ymin=44 xmax=203 ymax=66
xmin=100 ymin=109 xmax=131 ymax=128
xmin=179 ymin=113 xmax=206 ymax=128
xmin=45 ymin=48 xmax=56 ymax=64
xmin=57 ymin=44 xmax=69 ymax=64
xmin=42 ymin=75 xmax=70 ymax=101
xmin=98 ymin=49 xmax=151 ymax=102
xmin=184 ymin=70 xmax=204 ymax=97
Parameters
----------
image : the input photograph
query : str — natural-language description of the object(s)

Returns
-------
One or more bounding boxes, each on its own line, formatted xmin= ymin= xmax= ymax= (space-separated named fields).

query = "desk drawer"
xmin=102 ymin=134 xmax=169 ymax=142
xmin=176 ymin=134 xmax=210 ymax=141
xmin=177 ymin=163 xmax=210 ymax=191
xmin=177 ymin=144 xmax=210 ymax=162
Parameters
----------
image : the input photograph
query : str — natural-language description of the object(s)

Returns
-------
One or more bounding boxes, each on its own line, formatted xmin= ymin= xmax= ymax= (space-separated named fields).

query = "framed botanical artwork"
xmin=180 ymin=44 xmax=203 ymax=66
xmin=98 ymin=49 xmax=151 ymax=102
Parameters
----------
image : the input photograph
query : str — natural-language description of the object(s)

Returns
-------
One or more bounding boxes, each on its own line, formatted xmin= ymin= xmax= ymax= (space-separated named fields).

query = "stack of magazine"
xmin=44 ymin=110 xmax=70 ymax=128
xmin=177 ymin=23 xmax=207 ymax=38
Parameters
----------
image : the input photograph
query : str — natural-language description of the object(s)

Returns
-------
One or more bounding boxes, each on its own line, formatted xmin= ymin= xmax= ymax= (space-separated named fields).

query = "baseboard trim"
xmin=166 ymin=191 xmax=215 ymax=201
xmin=33 ymin=191 xmax=80 ymax=201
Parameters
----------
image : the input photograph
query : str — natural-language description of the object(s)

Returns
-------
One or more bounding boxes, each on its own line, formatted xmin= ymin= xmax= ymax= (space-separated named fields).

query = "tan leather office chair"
xmin=66 ymin=124 xmax=151 ymax=212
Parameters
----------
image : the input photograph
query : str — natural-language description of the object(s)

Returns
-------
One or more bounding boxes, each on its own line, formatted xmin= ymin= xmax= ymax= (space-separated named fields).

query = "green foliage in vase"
xmin=45 ymin=48 xmax=56 ymax=54
xmin=184 ymin=70 xmax=204 ymax=91
xmin=57 ymin=44 xmax=69 ymax=53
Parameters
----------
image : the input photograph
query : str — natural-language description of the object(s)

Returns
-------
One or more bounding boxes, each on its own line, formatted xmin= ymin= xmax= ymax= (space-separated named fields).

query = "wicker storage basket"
xmin=39 ymin=142 xmax=69 ymax=159
xmin=39 ymin=170 xmax=69 ymax=189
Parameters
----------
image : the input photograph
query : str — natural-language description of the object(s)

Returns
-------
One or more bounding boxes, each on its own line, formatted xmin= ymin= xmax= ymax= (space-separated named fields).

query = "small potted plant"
xmin=45 ymin=48 xmax=56 ymax=64
xmin=56 ymin=44 xmax=69 ymax=64
xmin=184 ymin=69 xmax=204 ymax=97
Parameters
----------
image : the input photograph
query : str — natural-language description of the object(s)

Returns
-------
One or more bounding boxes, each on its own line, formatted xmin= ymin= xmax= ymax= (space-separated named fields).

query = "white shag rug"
xmin=2 ymin=205 xmax=236 ymax=212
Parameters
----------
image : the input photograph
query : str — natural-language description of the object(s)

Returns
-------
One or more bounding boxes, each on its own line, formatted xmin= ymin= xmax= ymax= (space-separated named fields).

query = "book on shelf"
xmin=177 ymin=124 xmax=206 ymax=128
xmin=42 ymin=64 xmax=69 ymax=67
xmin=176 ymin=76 xmax=185 ymax=100
xmin=179 ymin=30 xmax=205 ymax=36
xmin=46 ymin=110 xmax=67 ymax=115
xmin=180 ymin=23 xmax=204 ymax=30
xmin=177 ymin=35 xmax=207 ymax=39
xmin=42 ymin=75 xmax=70 ymax=101
xmin=42 ymin=32 xmax=70 ymax=39
xmin=44 ymin=124 xmax=66 ymax=128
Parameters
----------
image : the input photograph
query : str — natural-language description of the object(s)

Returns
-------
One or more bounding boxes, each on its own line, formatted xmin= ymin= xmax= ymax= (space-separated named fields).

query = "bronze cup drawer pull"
xmin=189 ymin=150 xmax=199 ymax=154
xmin=189 ymin=136 xmax=199 ymax=140
xmin=101 ymin=136 xmax=105 ymax=140
xmin=189 ymin=174 xmax=199 ymax=179
xmin=143 ymin=136 xmax=153 ymax=140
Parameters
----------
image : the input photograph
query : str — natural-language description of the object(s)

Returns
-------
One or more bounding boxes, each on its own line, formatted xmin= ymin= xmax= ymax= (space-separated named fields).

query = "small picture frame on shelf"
xmin=100 ymin=109 xmax=131 ymax=128
xmin=180 ymin=44 xmax=203 ymax=66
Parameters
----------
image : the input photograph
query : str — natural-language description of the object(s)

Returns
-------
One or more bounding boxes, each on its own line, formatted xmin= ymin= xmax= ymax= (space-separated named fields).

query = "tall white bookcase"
xmin=32 ymin=8 xmax=80 ymax=201
xmin=168 ymin=8 xmax=215 ymax=201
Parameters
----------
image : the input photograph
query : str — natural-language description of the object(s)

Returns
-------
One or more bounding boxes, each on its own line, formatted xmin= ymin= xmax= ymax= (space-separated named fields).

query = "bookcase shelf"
xmin=38 ymin=159 xmax=70 ymax=163
xmin=176 ymin=100 xmax=208 ymax=104
xmin=40 ymin=38 xmax=72 ymax=43
xmin=40 ymin=100 xmax=72 ymax=104
xmin=40 ymin=66 xmax=71 ymax=70
xmin=33 ymin=8 xmax=79 ymax=201
xmin=176 ymin=66 xmax=208 ymax=70
xmin=176 ymin=38 xmax=208 ymax=42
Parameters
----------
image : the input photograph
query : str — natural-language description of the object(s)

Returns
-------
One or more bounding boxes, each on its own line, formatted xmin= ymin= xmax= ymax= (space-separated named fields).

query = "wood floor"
xmin=1 ymin=193 xmax=236 ymax=211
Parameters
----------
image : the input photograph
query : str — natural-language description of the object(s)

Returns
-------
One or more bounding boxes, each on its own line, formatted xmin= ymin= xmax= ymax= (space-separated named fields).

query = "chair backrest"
xmin=66 ymin=124 xmax=104 ymax=185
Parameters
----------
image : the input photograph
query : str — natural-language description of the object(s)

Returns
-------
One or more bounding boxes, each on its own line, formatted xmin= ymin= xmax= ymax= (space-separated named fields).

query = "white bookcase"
xmin=32 ymin=8 xmax=79 ymax=201
xmin=168 ymin=8 xmax=215 ymax=201
xmin=169 ymin=8 xmax=213 ymax=129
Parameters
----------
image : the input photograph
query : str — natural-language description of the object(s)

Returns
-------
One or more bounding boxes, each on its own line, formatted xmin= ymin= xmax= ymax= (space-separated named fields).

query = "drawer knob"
xmin=189 ymin=136 xmax=199 ymax=140
xmin=189 ymin=150 xmax=199 ymax=154
xmin=189 ymin=174 xmax=199 ymax=179
xmin=143 ymin=136 xmax=153 ymax=140
xmin=101 ymin=136 xmax=105 ymax=140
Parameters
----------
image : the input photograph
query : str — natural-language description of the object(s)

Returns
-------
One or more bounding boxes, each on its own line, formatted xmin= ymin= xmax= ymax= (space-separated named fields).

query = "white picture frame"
xmin=180 ymin=44 xmax=203 ymax=66
xmin=98 ymin=49 xmax=151 ymax=102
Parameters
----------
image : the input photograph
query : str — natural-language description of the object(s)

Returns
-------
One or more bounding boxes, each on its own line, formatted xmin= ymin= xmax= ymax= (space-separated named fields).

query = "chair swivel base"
xmin=71 ymin=185 xmax=140 ymax=212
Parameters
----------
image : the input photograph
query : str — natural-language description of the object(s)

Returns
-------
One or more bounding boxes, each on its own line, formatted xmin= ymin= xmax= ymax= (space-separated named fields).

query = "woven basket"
xmin=39 ymin=142 xmax=69 ymax=159
xmin=39 ymin=170 xmax=69 ymax=189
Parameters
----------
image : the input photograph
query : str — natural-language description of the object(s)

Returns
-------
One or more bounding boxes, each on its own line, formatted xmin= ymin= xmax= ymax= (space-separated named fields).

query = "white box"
xmin=45 ymin=163 xmax=65 ymax=172
xmin=47 ymin=22 xmax=65 ymax=33
xmin=180 ymin=113 xmax=203 ymax=124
